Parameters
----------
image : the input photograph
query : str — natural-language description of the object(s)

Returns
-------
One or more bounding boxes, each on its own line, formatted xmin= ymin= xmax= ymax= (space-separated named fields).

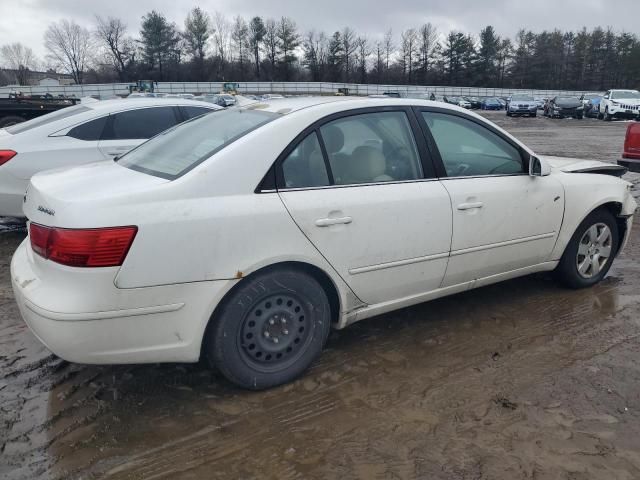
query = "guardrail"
xmin=0 ymin=81 xmax=603 ymax=99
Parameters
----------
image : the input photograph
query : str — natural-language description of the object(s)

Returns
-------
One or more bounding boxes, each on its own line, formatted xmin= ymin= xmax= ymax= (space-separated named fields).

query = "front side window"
xmin=423 ymin=112 xmax=524 ymax=177
xmin=318 ymin=111 xmax=422 ymax=186
xmin=104 ymin=107 xmax=178 ymax=140
xmin=118 ymin=109 xmax=277 ymax=179
xmin=281 ymin=132 xmax=330 ymax=188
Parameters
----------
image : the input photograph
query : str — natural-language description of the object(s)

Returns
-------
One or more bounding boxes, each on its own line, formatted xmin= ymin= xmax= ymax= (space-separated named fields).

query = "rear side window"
xmin=282 ymin=132 xmax=330 ymax=188
xmin=181 ymin=106 xmax=215 ymax=120
xmin=318 ymin=111 xmax=422 ymax=185
xmin=6 ymin=105 xmax=91 ymax=134
xmin=104 ymin=107 xmax=178 ymax=140
xmin=67 ymin=116 xmax=108 ymax=141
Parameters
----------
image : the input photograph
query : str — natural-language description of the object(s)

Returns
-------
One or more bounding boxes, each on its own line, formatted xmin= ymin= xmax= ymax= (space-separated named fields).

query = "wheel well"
xmin=200 ymin=261 xmax=341 ymax=360
xmin=597 ymin=202 xmax=626 ymax=254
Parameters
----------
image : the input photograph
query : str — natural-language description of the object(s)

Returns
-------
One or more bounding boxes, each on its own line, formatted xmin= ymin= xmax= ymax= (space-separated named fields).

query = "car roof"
xmin=86 ymin=98 xmax=221 ymax=112
xmin=239 ymin=96 xmax=487 ymax=118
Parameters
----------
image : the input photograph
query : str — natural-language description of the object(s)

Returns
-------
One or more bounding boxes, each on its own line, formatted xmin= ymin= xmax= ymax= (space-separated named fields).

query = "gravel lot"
xmin=2 ymin=112 xmax=640 ymax=480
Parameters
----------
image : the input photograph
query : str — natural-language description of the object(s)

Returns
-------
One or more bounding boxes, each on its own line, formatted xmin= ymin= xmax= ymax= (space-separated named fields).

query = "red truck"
xmin=619 ymin=122 xmax=640 ymax=172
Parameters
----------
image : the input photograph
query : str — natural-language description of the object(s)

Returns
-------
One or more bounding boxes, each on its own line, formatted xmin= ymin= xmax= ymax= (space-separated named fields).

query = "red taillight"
xmin=0 ymin=150 xmax=17 ymax=166
xmin=29 ymin=223 xmax=137 ymax=267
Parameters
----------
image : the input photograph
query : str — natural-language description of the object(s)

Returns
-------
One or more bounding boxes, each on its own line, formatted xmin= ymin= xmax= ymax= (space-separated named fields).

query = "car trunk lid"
xmin=24 ymin=160 xmax=169 ymax=227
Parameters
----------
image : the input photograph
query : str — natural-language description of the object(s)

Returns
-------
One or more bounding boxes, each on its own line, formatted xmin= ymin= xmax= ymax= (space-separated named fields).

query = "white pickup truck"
xmin=599 ymin=89 xmax=640 ymax=121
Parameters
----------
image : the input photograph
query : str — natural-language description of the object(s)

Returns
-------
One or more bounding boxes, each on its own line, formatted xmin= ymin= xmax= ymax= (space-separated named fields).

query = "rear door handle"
xmin=457 ymin=202 xmax=484 ymax=210
xmin=315 ymin=216 xmax=353 ymax=227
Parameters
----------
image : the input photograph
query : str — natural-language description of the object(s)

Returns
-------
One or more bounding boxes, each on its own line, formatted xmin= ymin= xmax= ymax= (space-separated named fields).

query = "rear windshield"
xmin=117 ymin=109 xmax=278 ymax=179
xmin=6 ymin=105 xmax=91 ymax=134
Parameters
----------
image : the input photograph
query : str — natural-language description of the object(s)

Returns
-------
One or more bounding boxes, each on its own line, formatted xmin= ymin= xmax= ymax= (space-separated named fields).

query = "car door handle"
xmin=457 ymin=202 xmax=484 ymax=210
xmin=315 ymin=216 xmax=353 ymax=227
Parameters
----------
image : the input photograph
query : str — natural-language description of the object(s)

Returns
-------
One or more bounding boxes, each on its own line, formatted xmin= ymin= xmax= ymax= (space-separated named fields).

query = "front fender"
xmin=550 ymin=173 xmax=637 ymax=261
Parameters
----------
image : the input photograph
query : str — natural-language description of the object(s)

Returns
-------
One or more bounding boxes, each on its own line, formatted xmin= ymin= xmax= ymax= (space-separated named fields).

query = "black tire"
xmin=531 ymin=113 xmax=537 ymax=118
xmin=576 ymin=114 xmax=583 ymax=120
xmin=603 ymin=108 xmax=612 ymax=122
xmin=206 ymin=268 xmax=332 ymax=390
xmin=555 ymin=209 xmax=619 ymax=289
xmin=0 ymin=116 xmax=25 ymax=128
xmin=506 ymin=111 xmax=511 ymax=117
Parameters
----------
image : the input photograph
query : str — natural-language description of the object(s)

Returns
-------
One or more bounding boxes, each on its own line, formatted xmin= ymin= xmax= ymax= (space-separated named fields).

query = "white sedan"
xmin=0 ymin=98 xmax=221 ymax=218
xmin=11 ymin=97 xmax=637 ymax=390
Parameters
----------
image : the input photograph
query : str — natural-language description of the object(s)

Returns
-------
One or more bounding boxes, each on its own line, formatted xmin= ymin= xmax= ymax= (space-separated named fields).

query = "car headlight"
xmin=611 ymin=101 xmax=620 ymax=106
xmin=577 ymin=105 xmax=584 ymax=110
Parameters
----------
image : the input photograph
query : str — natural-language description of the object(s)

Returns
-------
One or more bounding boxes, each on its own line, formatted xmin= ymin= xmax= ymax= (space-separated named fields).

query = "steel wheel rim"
xmin=576 ymin=222 xmax=612 ymax=279
xmin=238 ymin=293 xmax=312 ymax=371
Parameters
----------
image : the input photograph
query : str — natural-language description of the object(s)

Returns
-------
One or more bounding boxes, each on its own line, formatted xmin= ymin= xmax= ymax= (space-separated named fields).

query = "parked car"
xmin=0 ymin=98 xmax=221 ymax=217
xmin=534 ymin=97 xmax=545 ymax=110
xmin=506 ymin=94 xmax=538 ymax=117
xmin=462 ymin=96 xmax=482 ymax=109
xmin=618 ymin=122 xmax=640 ymax=172
xmin=481 ymin=97 xmax=503 ymax=110
xmin=261 ymin=94 xmax=285 ymax=100
xmin=585 ymin=96 xmax=603 ymax=118
xmin=599 ymin=89 xmax=640 ymax=121
xmin=444 ymin=96 xmax=471 ymax=109
xmin=497 ymin=97 xmax=508 ymax=108
xmin=543 ymin=96 xmax=584 ymax=119
xmin=11 ymin=97 xmax=636 ymax=390
xmin=580 ymin=93 xmax=602 ymax=107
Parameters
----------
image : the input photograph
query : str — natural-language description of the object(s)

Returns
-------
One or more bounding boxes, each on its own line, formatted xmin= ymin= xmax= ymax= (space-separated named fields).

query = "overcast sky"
xmin=1 ymin=0 xmax=639 ymax=63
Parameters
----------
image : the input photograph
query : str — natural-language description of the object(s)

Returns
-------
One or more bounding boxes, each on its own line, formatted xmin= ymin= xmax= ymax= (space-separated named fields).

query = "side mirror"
xmin=529 ymin=155 xmax=551 ymax=177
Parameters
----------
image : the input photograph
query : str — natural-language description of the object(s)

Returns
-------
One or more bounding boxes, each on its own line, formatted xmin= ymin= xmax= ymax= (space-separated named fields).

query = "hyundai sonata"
xmin=11 ymin=97 xmax=637 ymax=389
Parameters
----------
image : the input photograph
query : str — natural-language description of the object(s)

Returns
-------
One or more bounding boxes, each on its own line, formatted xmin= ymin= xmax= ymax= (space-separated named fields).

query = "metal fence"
xmin=0 ymin=81 xmax=603 ymax=99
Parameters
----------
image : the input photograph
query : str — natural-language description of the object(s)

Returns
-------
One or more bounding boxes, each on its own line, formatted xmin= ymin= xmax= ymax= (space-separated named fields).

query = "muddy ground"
xmin=2 ymin=112 xmax=640 ymax=480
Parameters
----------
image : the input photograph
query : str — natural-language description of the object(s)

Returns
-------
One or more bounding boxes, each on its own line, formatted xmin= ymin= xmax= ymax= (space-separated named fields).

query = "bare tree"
xmin=95 ymin=16 xmax=134 ymax=81
xmin=45 ymin=20 xmax=93 ymax=84
xmin=0 ymin=43 xmax=38 ymax=85
xmin=383 ymin=29 xmax=394 ymax=82
xmin=400 ymin=28 xmax=418 ymax=82
xmin=341 ymin=27 xmax=357 ymax=82
xmin=417 ymin=23 xmax=438 ymax=84
xmin=213 ymin=12 xmax=231 ymax=79
xmin=232 ymin=16 xmax=249 ymax=79
xmin=355 ymin=36 xmax=371 ymax=83
xmin=263 ymin=18 xmax=279 ymax=80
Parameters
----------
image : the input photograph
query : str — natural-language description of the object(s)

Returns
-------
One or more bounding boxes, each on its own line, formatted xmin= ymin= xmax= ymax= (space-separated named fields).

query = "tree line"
xmin=2 ymin=7 xmax=640 ymax=91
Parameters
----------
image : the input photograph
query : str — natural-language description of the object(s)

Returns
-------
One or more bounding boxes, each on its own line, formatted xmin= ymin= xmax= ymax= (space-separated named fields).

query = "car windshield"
xmin=557 ymin=97 xmax=579 ymax=102
xmin=486 ymin=98 xmax=500 ymax=103
xmin=511 ymin=95 xmax=534 ymax=101
xmin=117 ymin=109 xmax=278 ymax=179
xmin=611 ymin=91 xmax=640 ymax=99
xmin=5 ymin=104 xmax=91 ymax=134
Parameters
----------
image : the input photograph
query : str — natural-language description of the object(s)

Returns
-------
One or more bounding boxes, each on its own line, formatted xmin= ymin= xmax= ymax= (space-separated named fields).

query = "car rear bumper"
xmin=618 ymin=157 xmax=640 ymax=172
xmin=11 ymin=239 xmax=236 ymax=364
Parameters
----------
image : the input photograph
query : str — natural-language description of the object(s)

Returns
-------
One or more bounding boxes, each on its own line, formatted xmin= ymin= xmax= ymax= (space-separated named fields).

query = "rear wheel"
xmin=555 ymin=210 xmax=618 ymax=289
xmin=0 ymin=116 xmax=25 ymax=128
xmin=206 ymin=268 xmax=332 ymax=390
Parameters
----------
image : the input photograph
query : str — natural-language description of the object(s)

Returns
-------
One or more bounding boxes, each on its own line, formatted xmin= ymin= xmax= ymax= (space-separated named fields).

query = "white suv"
xmin=599 ymin=89 xmax=640 ymax=121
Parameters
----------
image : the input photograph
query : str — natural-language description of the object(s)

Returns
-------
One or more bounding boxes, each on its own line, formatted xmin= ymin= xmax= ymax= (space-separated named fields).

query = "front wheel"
xmin=205 ymin=268 xmax=332 ymax=390
xmin=603 ymin=108 xmax=612 ymax=121
xmin=555 ymin=210 xmax=619 ymax=289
